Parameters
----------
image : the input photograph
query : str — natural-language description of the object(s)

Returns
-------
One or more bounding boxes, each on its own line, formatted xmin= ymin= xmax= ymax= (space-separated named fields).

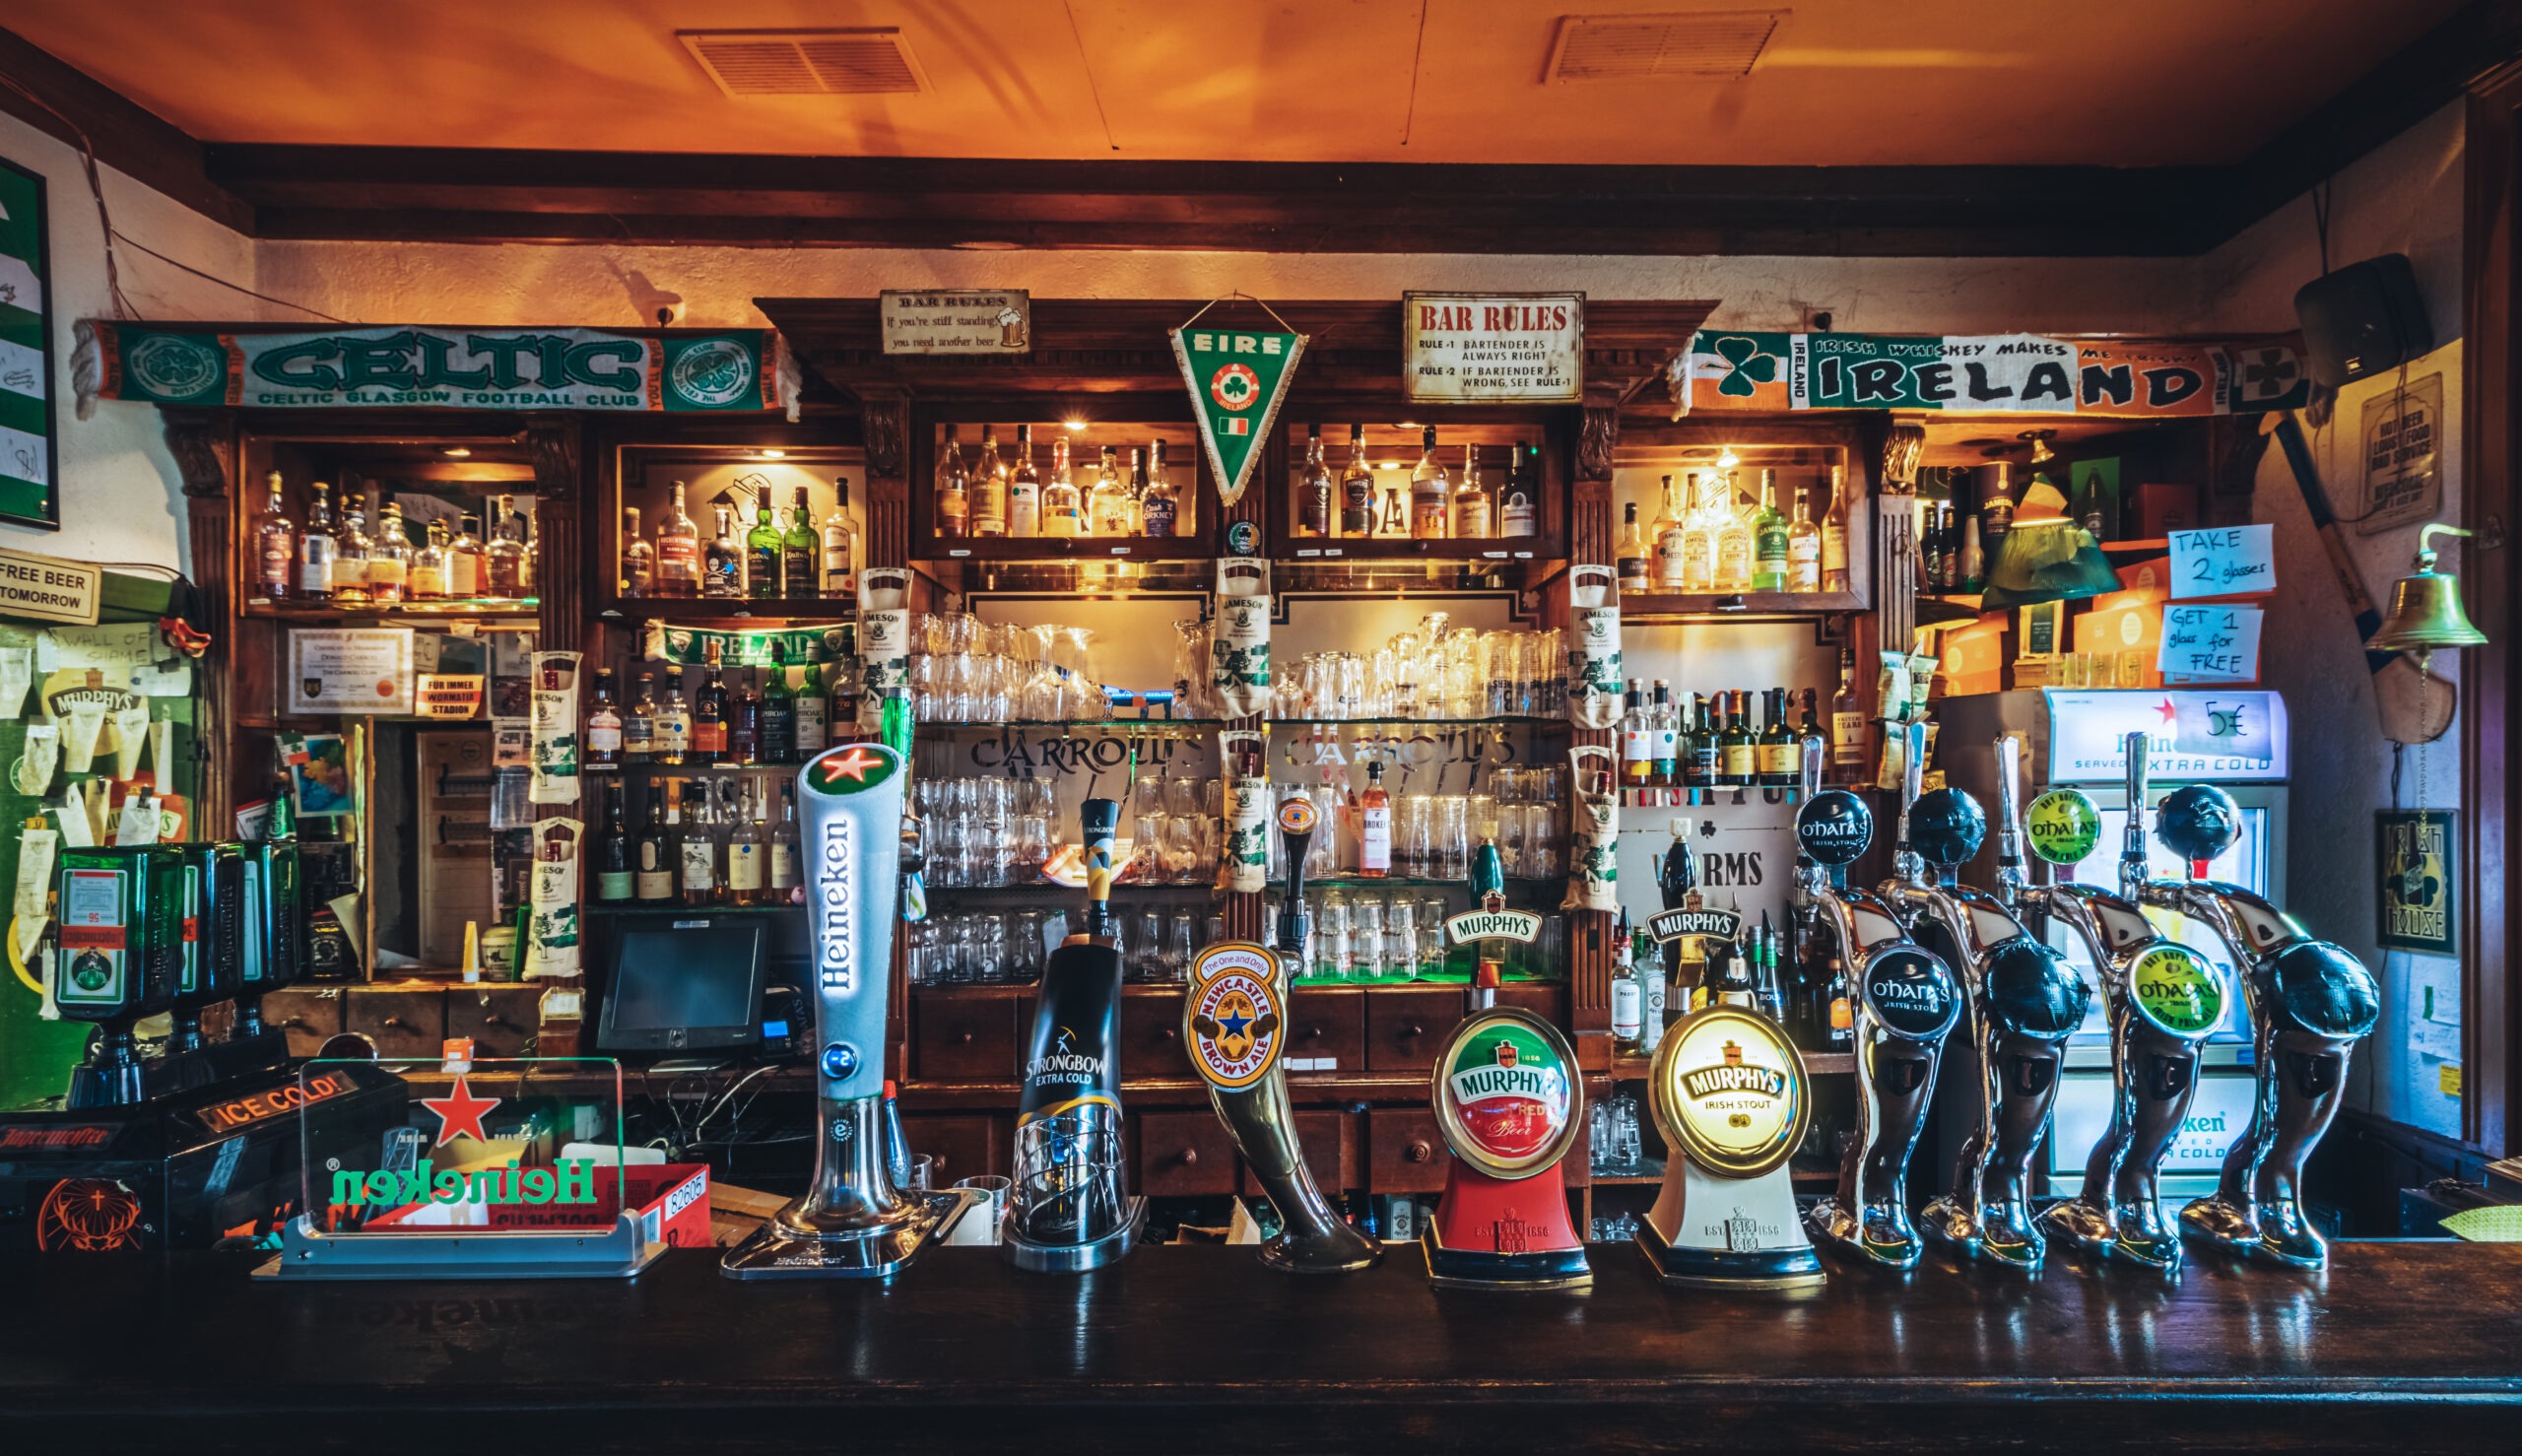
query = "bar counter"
xmin=5 ymin=1241 xmax=2519 ymax=1452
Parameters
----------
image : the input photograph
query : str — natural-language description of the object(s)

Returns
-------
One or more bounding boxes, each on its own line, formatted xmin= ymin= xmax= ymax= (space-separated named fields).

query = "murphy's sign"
xmin=1679 ymin=331 xmax=2310 ymax=419
xmin=79 ymin=322 xmax=790 ymax=414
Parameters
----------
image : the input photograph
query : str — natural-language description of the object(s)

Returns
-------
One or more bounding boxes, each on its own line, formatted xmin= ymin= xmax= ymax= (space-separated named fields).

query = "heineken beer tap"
xmin=1896 ymin=745 xmax=2091 ymax=1269
xmin=2135 ymin=784 xmax=2380 ymax=1269
xmin=1185 ymin=795 xmax=1381 ymax=1274
xmin=724 ymin=742 xmax=981 ymax=1280
xmin=2024 ymin=735 xmax=2225 ymax=1272
xmin=1007 ymin=796 xmax=1144 ymax=1273
xmin=1424 ymin=824 xmax=1588 ymax=1291
xmin=1802 ymin=723 xmax=1961 ymax=1270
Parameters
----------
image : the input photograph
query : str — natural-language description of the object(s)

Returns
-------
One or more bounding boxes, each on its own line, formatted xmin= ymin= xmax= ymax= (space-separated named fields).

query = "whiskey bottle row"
xmin=934 ymin=425 xmax=1181 ymax=540
xmin=255 ymin=473 xmax=537 ymax=604
xmin=1290 ymin=425 xmax=1539 ymax=542
xmin=622 ymin=479 xmax=858 ymax=603
xmin=1615 ymin=468 xmax=1851 ymax=595
xmin=578 ymin=636 xmax=859 ymax=773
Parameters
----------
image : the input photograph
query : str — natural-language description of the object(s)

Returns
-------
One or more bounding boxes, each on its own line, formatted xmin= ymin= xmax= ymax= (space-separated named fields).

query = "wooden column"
xmin=1565 ymin=394 xmax=1621 ymax=1066
xmin=859 ymin=386 xmax=911 ymax=570
xmin=525 ymin=413 xmax=584 ymax=654
xmin=161 ymin=407 xmax=238 ymax=829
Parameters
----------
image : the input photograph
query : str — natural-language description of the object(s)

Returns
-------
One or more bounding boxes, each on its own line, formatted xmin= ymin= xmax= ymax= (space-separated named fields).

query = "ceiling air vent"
xmin=1545 ymin=11 xmax=1785 ymax=82
xmin=679 ymin=29 xmax=929 ymax=97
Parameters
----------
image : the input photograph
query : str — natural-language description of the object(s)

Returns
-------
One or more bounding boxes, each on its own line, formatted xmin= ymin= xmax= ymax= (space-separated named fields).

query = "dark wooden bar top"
xmin=5 ymin=1241 xmax=2519 ymax=1453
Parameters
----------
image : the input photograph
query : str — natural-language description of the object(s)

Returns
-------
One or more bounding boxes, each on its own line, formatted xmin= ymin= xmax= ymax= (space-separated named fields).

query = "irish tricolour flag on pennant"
xmin=1171 ymin=323 xmax=1303 ymax=508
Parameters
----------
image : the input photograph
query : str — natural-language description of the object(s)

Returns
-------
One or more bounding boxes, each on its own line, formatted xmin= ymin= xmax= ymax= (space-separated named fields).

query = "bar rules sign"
xmin=1404 ymin=293 xmax=1584 ymax=404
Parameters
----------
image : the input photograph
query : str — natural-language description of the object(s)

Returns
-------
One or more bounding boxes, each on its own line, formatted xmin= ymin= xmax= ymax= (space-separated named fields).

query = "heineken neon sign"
xmin=330 ymin=1073 xmax=599 ymax=1210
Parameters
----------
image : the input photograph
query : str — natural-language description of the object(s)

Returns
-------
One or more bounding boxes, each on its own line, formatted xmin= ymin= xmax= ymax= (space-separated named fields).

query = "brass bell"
xmin=2366 ymin=522 xmax=2489 ymax=653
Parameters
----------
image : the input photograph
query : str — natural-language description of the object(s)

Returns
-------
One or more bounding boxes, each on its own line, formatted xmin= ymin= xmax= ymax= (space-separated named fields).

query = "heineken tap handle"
xmin=2119 ymin=731 xmax=2152 ymax=897
xmin=1799 ymin=735 xmax=1825 ymax=800
xmin=1994 ymin=735 xmax=2024 ymax=863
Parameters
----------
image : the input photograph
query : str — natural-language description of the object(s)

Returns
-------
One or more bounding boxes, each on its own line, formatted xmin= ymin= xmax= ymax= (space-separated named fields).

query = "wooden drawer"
xmin=346 ymin=984 xmax=446 ymax=1060
xmin=1242 ymin=1108 xmax=1361 ymax=1197
xmin=912 ymin=991 xmax=1020 ymax=1081
xmin=1134 ymin=1110 xmax=1238 ymax=1196
xmin=902 ymin=1113 xmax=1007 ymax=1186
xmin=1283 ymin=988 xmax=1362 ymax=1074
xmin=1117 ymin=990 xmax=1194 ymax=1082
xmin=1495 ymin=982 xmax=1566 ymax=1026
xmin=261 ymin=987 xmax=344 ymax=1057
xmin=1367 ymin=1107 xmax=1449 ymax=1194
xmin=446 ymin=985 xmax=543 ymax=1058
xmin=1365 ymin=986 xmax=1464 ymax=1073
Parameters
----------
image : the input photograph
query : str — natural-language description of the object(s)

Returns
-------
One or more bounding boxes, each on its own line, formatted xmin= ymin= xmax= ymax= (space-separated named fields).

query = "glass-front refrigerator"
xmin=1936 ymin=689 xmax=2290 ymax=1199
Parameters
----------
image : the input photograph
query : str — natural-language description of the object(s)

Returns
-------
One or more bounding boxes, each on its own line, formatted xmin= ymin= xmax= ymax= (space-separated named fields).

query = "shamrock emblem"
xmin=1712 ymin=336 xmax=1780 ymax=397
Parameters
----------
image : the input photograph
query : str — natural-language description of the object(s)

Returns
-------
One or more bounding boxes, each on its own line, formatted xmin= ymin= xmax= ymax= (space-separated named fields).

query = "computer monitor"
xmin=597 ymin=914 xmax=771 ymax=1054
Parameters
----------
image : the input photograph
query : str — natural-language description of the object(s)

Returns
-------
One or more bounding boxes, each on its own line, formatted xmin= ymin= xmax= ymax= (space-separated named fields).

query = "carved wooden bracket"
xmin=1577 ymin=401 xmax=1619 ymax=485
xmin=860 ymin=387 xmax=909 ymax=482
xmin=160 ymin=408 xmax=236 ymax=499
xmin=525 ymin=414 xmax=582 ymax=502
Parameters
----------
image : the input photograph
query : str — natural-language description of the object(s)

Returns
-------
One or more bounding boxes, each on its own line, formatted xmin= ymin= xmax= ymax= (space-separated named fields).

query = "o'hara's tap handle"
xmin=1080 ymin=797 xmax=1120 ymax=939
xmin=1994 ymin=735 xmax=2024 ymax=868
xmin=1800 ymin=735 xmax=1825 ymax=800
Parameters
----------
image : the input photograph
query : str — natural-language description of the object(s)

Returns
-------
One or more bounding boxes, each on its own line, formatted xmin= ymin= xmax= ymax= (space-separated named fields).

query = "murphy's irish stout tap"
xmin=1008 ymin=796 xmax=1144 ymax=1272
xmin=723 ymin=742 xmax=979 ymax=1279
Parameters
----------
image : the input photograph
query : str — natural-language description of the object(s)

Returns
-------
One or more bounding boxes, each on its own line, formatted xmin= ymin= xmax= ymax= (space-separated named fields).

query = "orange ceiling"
xmin=6 ymin=0 xmax=2466 ymax=166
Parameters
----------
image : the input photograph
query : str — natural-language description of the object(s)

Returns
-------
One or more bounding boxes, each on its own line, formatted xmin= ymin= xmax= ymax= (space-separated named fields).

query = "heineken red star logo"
xmin=808 ymin=744 xmax=896 ymax=794
xmin=421 ymin=1075 xmax=500 ymax=1145
xmin=821 ymin=746 xmax=882 ymax=783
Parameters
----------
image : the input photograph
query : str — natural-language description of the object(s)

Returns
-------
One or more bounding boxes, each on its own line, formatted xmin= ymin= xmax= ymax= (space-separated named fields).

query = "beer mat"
xmin=2439 ymin=1206 xmax=2522 ymax=1242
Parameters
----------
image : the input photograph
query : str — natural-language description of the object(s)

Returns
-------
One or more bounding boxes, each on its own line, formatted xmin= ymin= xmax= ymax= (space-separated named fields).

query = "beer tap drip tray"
xmin=723 ymin=1189 xmax=985 ymax=1281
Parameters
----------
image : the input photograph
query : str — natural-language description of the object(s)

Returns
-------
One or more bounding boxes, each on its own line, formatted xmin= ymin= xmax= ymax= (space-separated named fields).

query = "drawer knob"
xmin=958 ymin=1030 xmax=974 ymax=1044
xmin=382 ymin=1016 xmax=409 ymax=1030
xmin=1406 ymin=1139 xmax=1432 ymax=1163
xmin=1161 ymin=1026 xmax=1178 ymax=1040
xmin=1300 ymin=1025 xmax=1323 ymax=1040
xmin=1178 ymin=1148 xmax=1199 ymax=1166
xmin=1401 ymin=1023 xmax=1424 ymax=1038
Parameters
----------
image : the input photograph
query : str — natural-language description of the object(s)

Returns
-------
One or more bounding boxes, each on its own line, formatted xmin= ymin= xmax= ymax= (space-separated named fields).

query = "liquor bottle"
xmin=1356 ymin=760 xmax=1392 ymax=878
xmin=658 ymin=670 xmax=693 ymax=766
xmin=1821 ymin=466 xmax=1851 ymax=594
xmin=1616 ymin=502 xmax=1649 ymax=592
xmin=594 ymin=779 xmax=633 ymax=902
xmin=678 ymin=779 xmax=720 ymax=907
xmin=967 ymin=426 xmax=1008 ymax=538
xmin=793 ymin=644 xmax=829 ymax=759
xmin=1725 ymin=691 xmax=1759 ymax=789
xmin=1007 ymin=427 xmax=1041 ymax=538
xmin=409 ymin=520 xmax=450 ymax=601
xmin=761 ymin=486 xmax=807 ymax=599
xmin=1821 ymin=955 xmax=1855 ymax=1050
xmin=1679 ymin=473 xmax=1718 ymax=592
xmin=1122 ymin=446 xmax=1151 ymax=536
xmin=1619 ymin=680 xmax=1652 ymax=792
xmin=1611 ymin=911 xmax=1644 ymax=1057
xmin=1800 ymin=687 xmax=1824 ymax=746
xmin=1378 ymin=478 xmax=1408 ymax=538
xmin=760 ymin=641 xmax=796 ymax=765
xmin=1753 ymin=469 xmax=1790 ymax=592
xmin=1649 ymin=679 xmax=1680 ymax=790
xmin=634 ymin=784 xmax=675 ymax=904
xmin=256 ymin=472 xmax=295 ymax=600
xmin=729 ymin=666 xmax=762 ymax=765
xmin=1688 ymin=694 xmax=1720 ymax=801
xmin=449 ymin=513 xmax=485 ymax=599
xmin=702 ymin=504 xmax=741 ymax=598
xmin=1785 ymin=490 xmax=1822 ymax=593
xmin=1957 ymin=513 xmax=1985 ymax=595
xmin=1408 ymin=427 xmax=1448 ymax=540
xmin=1754 ymin=913 xmax=1788 ymax=1026
xmin=486 ymin=496 xmax=530 ymax=598
xmin=1917 ymin=502 xmax=1944 ymax=594
xmin=1041 ymin=441 xmax=1083 ymax=538
xmin=331 ymin=490 xmax=372 ymax=605
xmin=1451 ymin=443 xmax=1491 ymax=539
xmin=821 ymin=478 xmax=858 ymax=601
xmin=1830 ymin=648 xmax=1866 ymax=785
xmin=625 ymin=672 xmax=659 ymax=763
xmin=1297 ymin=424 xmax=1333 ymax=537
xmin=1499 ymin=440 xmax=1537 ymax=539
xmin=727 ymin=781 xmax=767 ymax=907
xmin=1980 ymin=462 xmax=2016 ymax=548
xmin=654 ymin=483 xmax=700 ymax=597
xmin=297 ymin=481 xmax=337 ymax=601
xmin=619 ymin=505 xmax=654 ymax=598
xmin=1088 ymin=446 xmax=1132 ymax=536
xmin=1650 ymin=475 xmax=1686 ymax=590
xmin=367 ymin=502 xmax=411 ymax=605
xmin=1713 ymin=473 xmax=1754 ymax=592
xmin=768 ymin=781 xmax=802 ymax=901
xmin=1635 ymin=925 xmax=1667 ymax=1053
xmin=1339 ymin=424 xmax=1374 ymax=537
xmin=517 ymin=502 xmax=539 ymax=594
xmin=745 ymin=490 xmax=783 ymax=599
xmin=1758 ymin=687 xmax=1798 ymax=789
xmin=830 ymin=624 xmax=862 ymax=728
xmin=693 ymin=646 xmax=729 ymax=763
xmin=585 ymin=667 xmax=624 ymax=772
xmin=1143 ymin=439 xmax=1180 ymax=538
xmin=935 ymin=425 xmax=970 ymax=538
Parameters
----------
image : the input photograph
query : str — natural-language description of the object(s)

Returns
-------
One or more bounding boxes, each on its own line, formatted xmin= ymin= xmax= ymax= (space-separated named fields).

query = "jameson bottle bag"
xmin=1219 ymin=727 xmax=1270 ymax=894
xmin=1211 ymin=559 xmax=1272 ymax=719
xmin=528 ymin=652 xmax=582 ymax=804
xmin=1567 ymin=564 xmax=1622 ymax=730
xmin=1560 ymin=744 xmax=1620 ymax=914
xmin=857 ymin=567 xmax=913 ymax=726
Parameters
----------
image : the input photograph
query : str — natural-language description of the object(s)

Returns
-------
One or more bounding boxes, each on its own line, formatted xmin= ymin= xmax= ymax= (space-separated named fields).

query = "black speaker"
xmin=2294 ymin=254 xmax=2432 ymax=389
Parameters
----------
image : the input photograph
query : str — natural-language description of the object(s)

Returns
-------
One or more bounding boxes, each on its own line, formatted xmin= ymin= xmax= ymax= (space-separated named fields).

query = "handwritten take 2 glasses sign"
xmin=1404 ymin=293 xmax=1584 ymax=405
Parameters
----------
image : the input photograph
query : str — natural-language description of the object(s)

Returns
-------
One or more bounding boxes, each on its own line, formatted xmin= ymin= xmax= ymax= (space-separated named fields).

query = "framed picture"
xmin=0 ymin=155 xmax=55 ymax=531
xmin=2377 ymin=809 xmax=2456 ymax=956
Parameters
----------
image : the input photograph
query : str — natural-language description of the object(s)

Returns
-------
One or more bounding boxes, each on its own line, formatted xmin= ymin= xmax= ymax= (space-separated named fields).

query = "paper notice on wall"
xmin=35 ymin=623 xmax=189 ymax=695
xmin=2410 ymin=958 xmax=2462 ymax=1061
xmin=0 ymin=646 xmax=30 ymax=716
xmin=2166 ymin=524 xmax=2275 ymax=600
xmin=526 ymin=819 xmax=582 ymax=978
xmin=13 ymin=826 xmax=55 ymax=979
xmin=2157 ymin=604 xmax=2262 ymax=682
xmin=529 ymin=652 xmax=581 ymax=804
